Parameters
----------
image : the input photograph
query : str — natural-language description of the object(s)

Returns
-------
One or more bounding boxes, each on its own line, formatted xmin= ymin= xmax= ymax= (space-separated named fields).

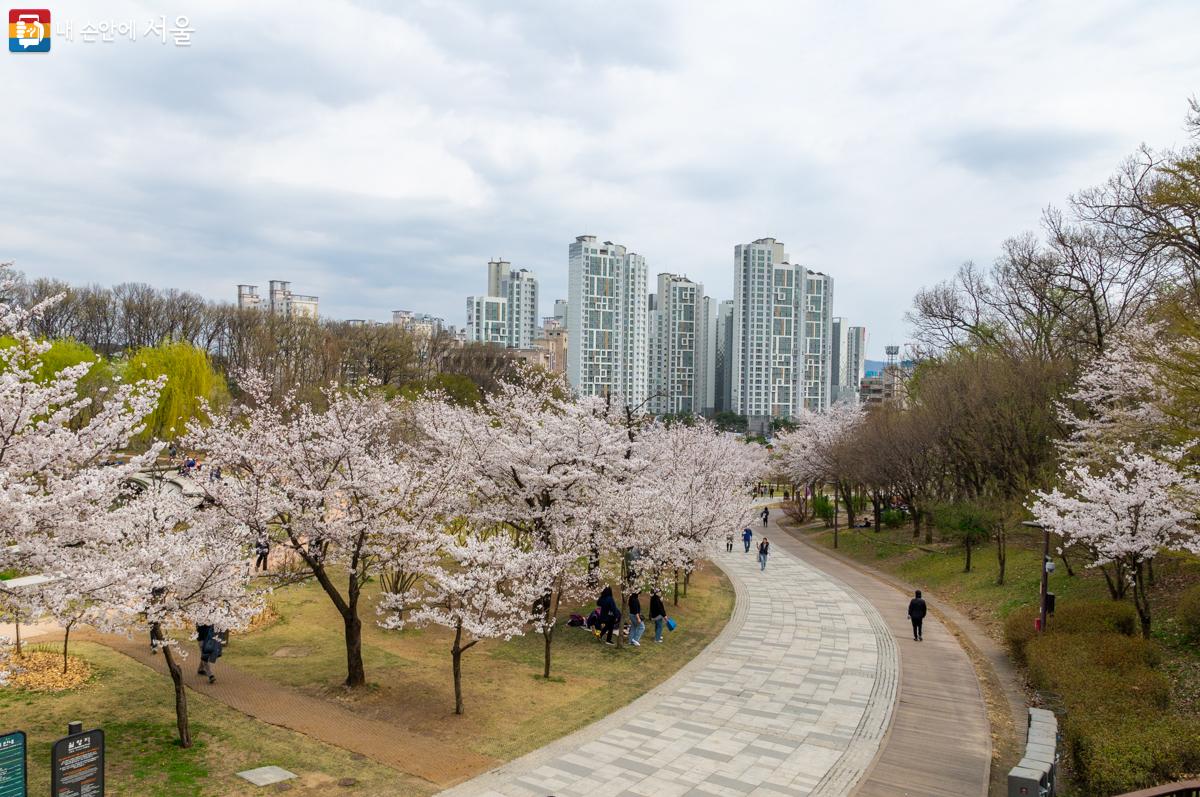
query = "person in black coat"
xmin=907 ymin=590 xmax=927 ymax=641
xmin=597 ymin=586 xmax=621 ymax=645
xmin=195 ymin=624 xmax=214 ymax=674
xmin=649 ymin=590 xmax=667 ymax=643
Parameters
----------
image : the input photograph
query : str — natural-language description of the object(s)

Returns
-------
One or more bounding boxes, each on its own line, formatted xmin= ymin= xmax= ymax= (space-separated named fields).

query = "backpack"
xmin=567 ymin=613 xmax=585 ymax=627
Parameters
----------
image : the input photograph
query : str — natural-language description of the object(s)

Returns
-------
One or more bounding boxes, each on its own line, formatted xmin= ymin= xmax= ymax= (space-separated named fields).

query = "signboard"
xmin=51 ymin=729 xmax=104 ymax=797
xmin=0 ymin=730 xmax=26 ymax=797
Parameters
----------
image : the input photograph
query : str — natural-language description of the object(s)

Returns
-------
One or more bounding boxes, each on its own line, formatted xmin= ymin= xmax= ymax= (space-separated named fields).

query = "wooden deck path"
xmin=772 ymin=521 xmax=991 ymax=797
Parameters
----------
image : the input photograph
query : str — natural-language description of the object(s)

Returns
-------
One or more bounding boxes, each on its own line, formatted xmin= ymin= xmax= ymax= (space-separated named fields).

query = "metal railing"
xmin=1117 ymin=782 xmax=1200 ymax=797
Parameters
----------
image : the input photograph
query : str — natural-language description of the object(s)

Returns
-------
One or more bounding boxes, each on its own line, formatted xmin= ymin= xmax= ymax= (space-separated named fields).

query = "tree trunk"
xmin=964 ymin=539 xmax=972 ymax=573
xmin=1132 ymin=560 xmax=1153 ymax=640
xmin=872 ymin=495 xmax=882 ymax=533
xmin=62 ymin=621 xmax=73 ymax=674
xmin=1059 ymin=546 xmax=1076 ymax=577
xmin=13 ymin=614 xmax=21 ymax=657
xmin=541 ymin=587 xmax=560 ymax=679
xmin=673 ymin=569 xmax=679 ymax=607
xmin=923 ymin=511 xmax=933 ymax=545
xmin=995 ymin=527 xmax=1007 ymax=586
xmin=153 ymin=623 xmax=191 ymax=748
xmin=342 ymin=611 xmax=365 ymax=688
xmin=1100 ymin=562 xmax=1129 ymax=600
xmin=683 ymin=569 xmax=691 ymax=597
xmin=911 ymin=509 xmax=921 ymax=540
xmin=452 ymin=622 xmax=464 ymax=715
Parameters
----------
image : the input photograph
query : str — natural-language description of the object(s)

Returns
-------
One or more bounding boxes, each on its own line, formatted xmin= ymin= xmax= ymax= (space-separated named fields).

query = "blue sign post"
xmin=0 ymin=730 xmax=27 ymax=797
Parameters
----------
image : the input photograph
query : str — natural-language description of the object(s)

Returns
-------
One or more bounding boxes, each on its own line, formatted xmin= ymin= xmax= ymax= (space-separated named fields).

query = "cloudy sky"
xmin=3 ymin=0 xmax=1198 ymax=356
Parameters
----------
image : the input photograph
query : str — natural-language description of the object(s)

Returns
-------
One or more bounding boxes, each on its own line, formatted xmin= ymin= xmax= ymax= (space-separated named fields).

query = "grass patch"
xmin=0 ymin=641 xmax=431 ymax=796
xmin=225 ymin=562 xmax=734 ymax=764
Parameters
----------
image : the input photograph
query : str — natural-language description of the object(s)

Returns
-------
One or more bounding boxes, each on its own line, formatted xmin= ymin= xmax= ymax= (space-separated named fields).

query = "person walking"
xmin=627 ymin=591 xmax=645 ymax=647
xmin=757 ymin=537 xmax=770 ymax=571
xmin=195 ymin=624 xmax=214 ymax=674
xmin=761 ymin=506 xmax=770 ymax=527
xmin=199 ymin=630 xmax=223 ymax=683
xmin=908 ymin=590 xmax=927 ymax=641
xmin=725 ymin=532 xmax=734 ymax=553
xmin=742 ymin=526 xmax=753 ymax=552
xmin=597 ymin=586 xmax=620 ymax=646
xmin=649 ymin=590 xmax=667 ymax=643
xmin=254 ymin=536 xmax=270 ymax=572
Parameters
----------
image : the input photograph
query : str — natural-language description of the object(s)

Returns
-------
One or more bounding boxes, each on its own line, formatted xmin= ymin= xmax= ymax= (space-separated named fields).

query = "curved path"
xmin=442 ymin=531 xmax=899 ymax=797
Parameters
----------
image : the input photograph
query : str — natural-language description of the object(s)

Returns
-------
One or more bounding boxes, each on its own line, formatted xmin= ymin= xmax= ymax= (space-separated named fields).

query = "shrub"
xmin=1177 ymin=584 xmax=1200 ymax=641
xmin=1017 ymin=617 xmax=1181 ymax=793
xmin=881 ymin=509 xmax=905 ymax=529
xmin=1005 ymin=600 xmax=1137 ymax=663
xmin=1053 ymin=600 xmax=1137 ymax=637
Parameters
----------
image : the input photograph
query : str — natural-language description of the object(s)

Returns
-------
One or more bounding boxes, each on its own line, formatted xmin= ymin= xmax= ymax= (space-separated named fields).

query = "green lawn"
xmin=0 ymin=642 xmax=429 ymax=797
xmin=227 ymin=563 xmax=734 ymax=763
xmin=2 ymin=561 xmax=733 ymax=794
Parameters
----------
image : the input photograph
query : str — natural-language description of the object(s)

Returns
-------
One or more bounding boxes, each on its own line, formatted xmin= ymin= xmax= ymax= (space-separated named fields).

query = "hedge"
xmin=1007 ymin=599 xmax=1189 ymax=794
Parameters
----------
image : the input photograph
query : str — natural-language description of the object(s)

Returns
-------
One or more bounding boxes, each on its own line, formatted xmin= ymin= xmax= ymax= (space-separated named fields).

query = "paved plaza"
xmin=442 ymin=530 xmax=899 ymax=797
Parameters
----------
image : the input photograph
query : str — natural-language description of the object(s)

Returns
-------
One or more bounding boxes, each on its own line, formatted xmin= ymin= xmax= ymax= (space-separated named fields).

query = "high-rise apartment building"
xmin=832 ymin=319 xmax=867 ymax=404
xmin=731 ymin=238 xmax=833 ymax=430
xmin=236 ymin=281 xmax=319 ymax=318
xmin=714 ymin=299 xmax=734 ymax=413
xmin=466 ymin=295 xmax=508 ymax=344
xmin=465 ymin=260 xmax=539 ymax=348
xmin=566 ymin=235 xmax=648 ymax=405
xmin=800 ymin=271 xmax=834 ymax=412
xmin=831 ymin=317 xmax=849 ymax=401
xmin=648 ymin=273 xmax=713 ymax=416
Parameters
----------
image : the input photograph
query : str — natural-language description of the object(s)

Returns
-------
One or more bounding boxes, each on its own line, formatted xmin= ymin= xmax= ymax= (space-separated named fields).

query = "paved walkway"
xmin=772 ymin=522 xmax=991 ymax=797
xmin=442 ymin=528 xmax=899 ymax=797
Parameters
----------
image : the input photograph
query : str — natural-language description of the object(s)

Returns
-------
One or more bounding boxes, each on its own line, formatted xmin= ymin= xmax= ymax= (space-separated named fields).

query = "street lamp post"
xmin=1023 ymin=520 xmax=1050 ymax=632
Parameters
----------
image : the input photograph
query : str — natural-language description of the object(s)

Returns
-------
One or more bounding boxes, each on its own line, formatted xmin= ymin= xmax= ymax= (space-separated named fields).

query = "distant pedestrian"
xmin=725 ymin=532 xmax=734 ymax=553
xmin=254 ymin=537 xmax=270 ymax=572
xmin=758 ymin=538 xmax=770 ymax=571
xmin=761 ymin=506 xmax=769 ymax=526
xmin=628 ymin=591 xmax=645 ymax=647
xmin=742 ymin=527 xmax=753 ymax=552
xmin=649 ymin=590 xmax=667 ymax=643
xmin=597 ymin=586 xmax=620 ymax=646
xmin=908 ymin=590 xmax=927 ymax=641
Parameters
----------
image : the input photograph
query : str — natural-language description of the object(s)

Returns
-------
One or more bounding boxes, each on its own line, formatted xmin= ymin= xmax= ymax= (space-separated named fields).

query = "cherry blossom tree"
xmin=187 ymin=372 xmax=457 ymax=688
xmin=1057 ymin=324 xmax=1169 ymax=465
xmin=628 ymin=422 xmax=762 ymax=602
xmin=1031 ymin=446 xmax=1200 ymax=638
xmin=90 ymin=478 xmax=262 ymax=747
xmin=408 ymin=368 xmax=631 ymax=677
xmin=0 ymin=263 xmax=162 ymax=663
xmin=379 ymin=531 xmax=540 ymax=714
xmin=774 ymin=403 xmax=863 ymax=541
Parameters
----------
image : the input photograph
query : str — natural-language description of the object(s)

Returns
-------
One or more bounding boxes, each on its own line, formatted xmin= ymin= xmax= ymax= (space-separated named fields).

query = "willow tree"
xmin=125 ymin=341 xmax=228 ymax=442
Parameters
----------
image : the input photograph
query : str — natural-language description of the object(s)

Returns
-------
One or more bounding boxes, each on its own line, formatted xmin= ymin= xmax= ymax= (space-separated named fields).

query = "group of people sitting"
xmin=575 ymin=586 xmax=670 ymax=646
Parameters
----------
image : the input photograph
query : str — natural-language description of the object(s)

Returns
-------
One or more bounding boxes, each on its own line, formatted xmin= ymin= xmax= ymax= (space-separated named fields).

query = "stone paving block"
xmin=236 ymin=765 xmax=296 ymax=786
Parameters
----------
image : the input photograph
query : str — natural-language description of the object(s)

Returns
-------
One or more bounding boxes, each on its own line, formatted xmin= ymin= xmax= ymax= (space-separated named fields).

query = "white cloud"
xmin=1 ymin=0 xmax=1198 ymax=355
